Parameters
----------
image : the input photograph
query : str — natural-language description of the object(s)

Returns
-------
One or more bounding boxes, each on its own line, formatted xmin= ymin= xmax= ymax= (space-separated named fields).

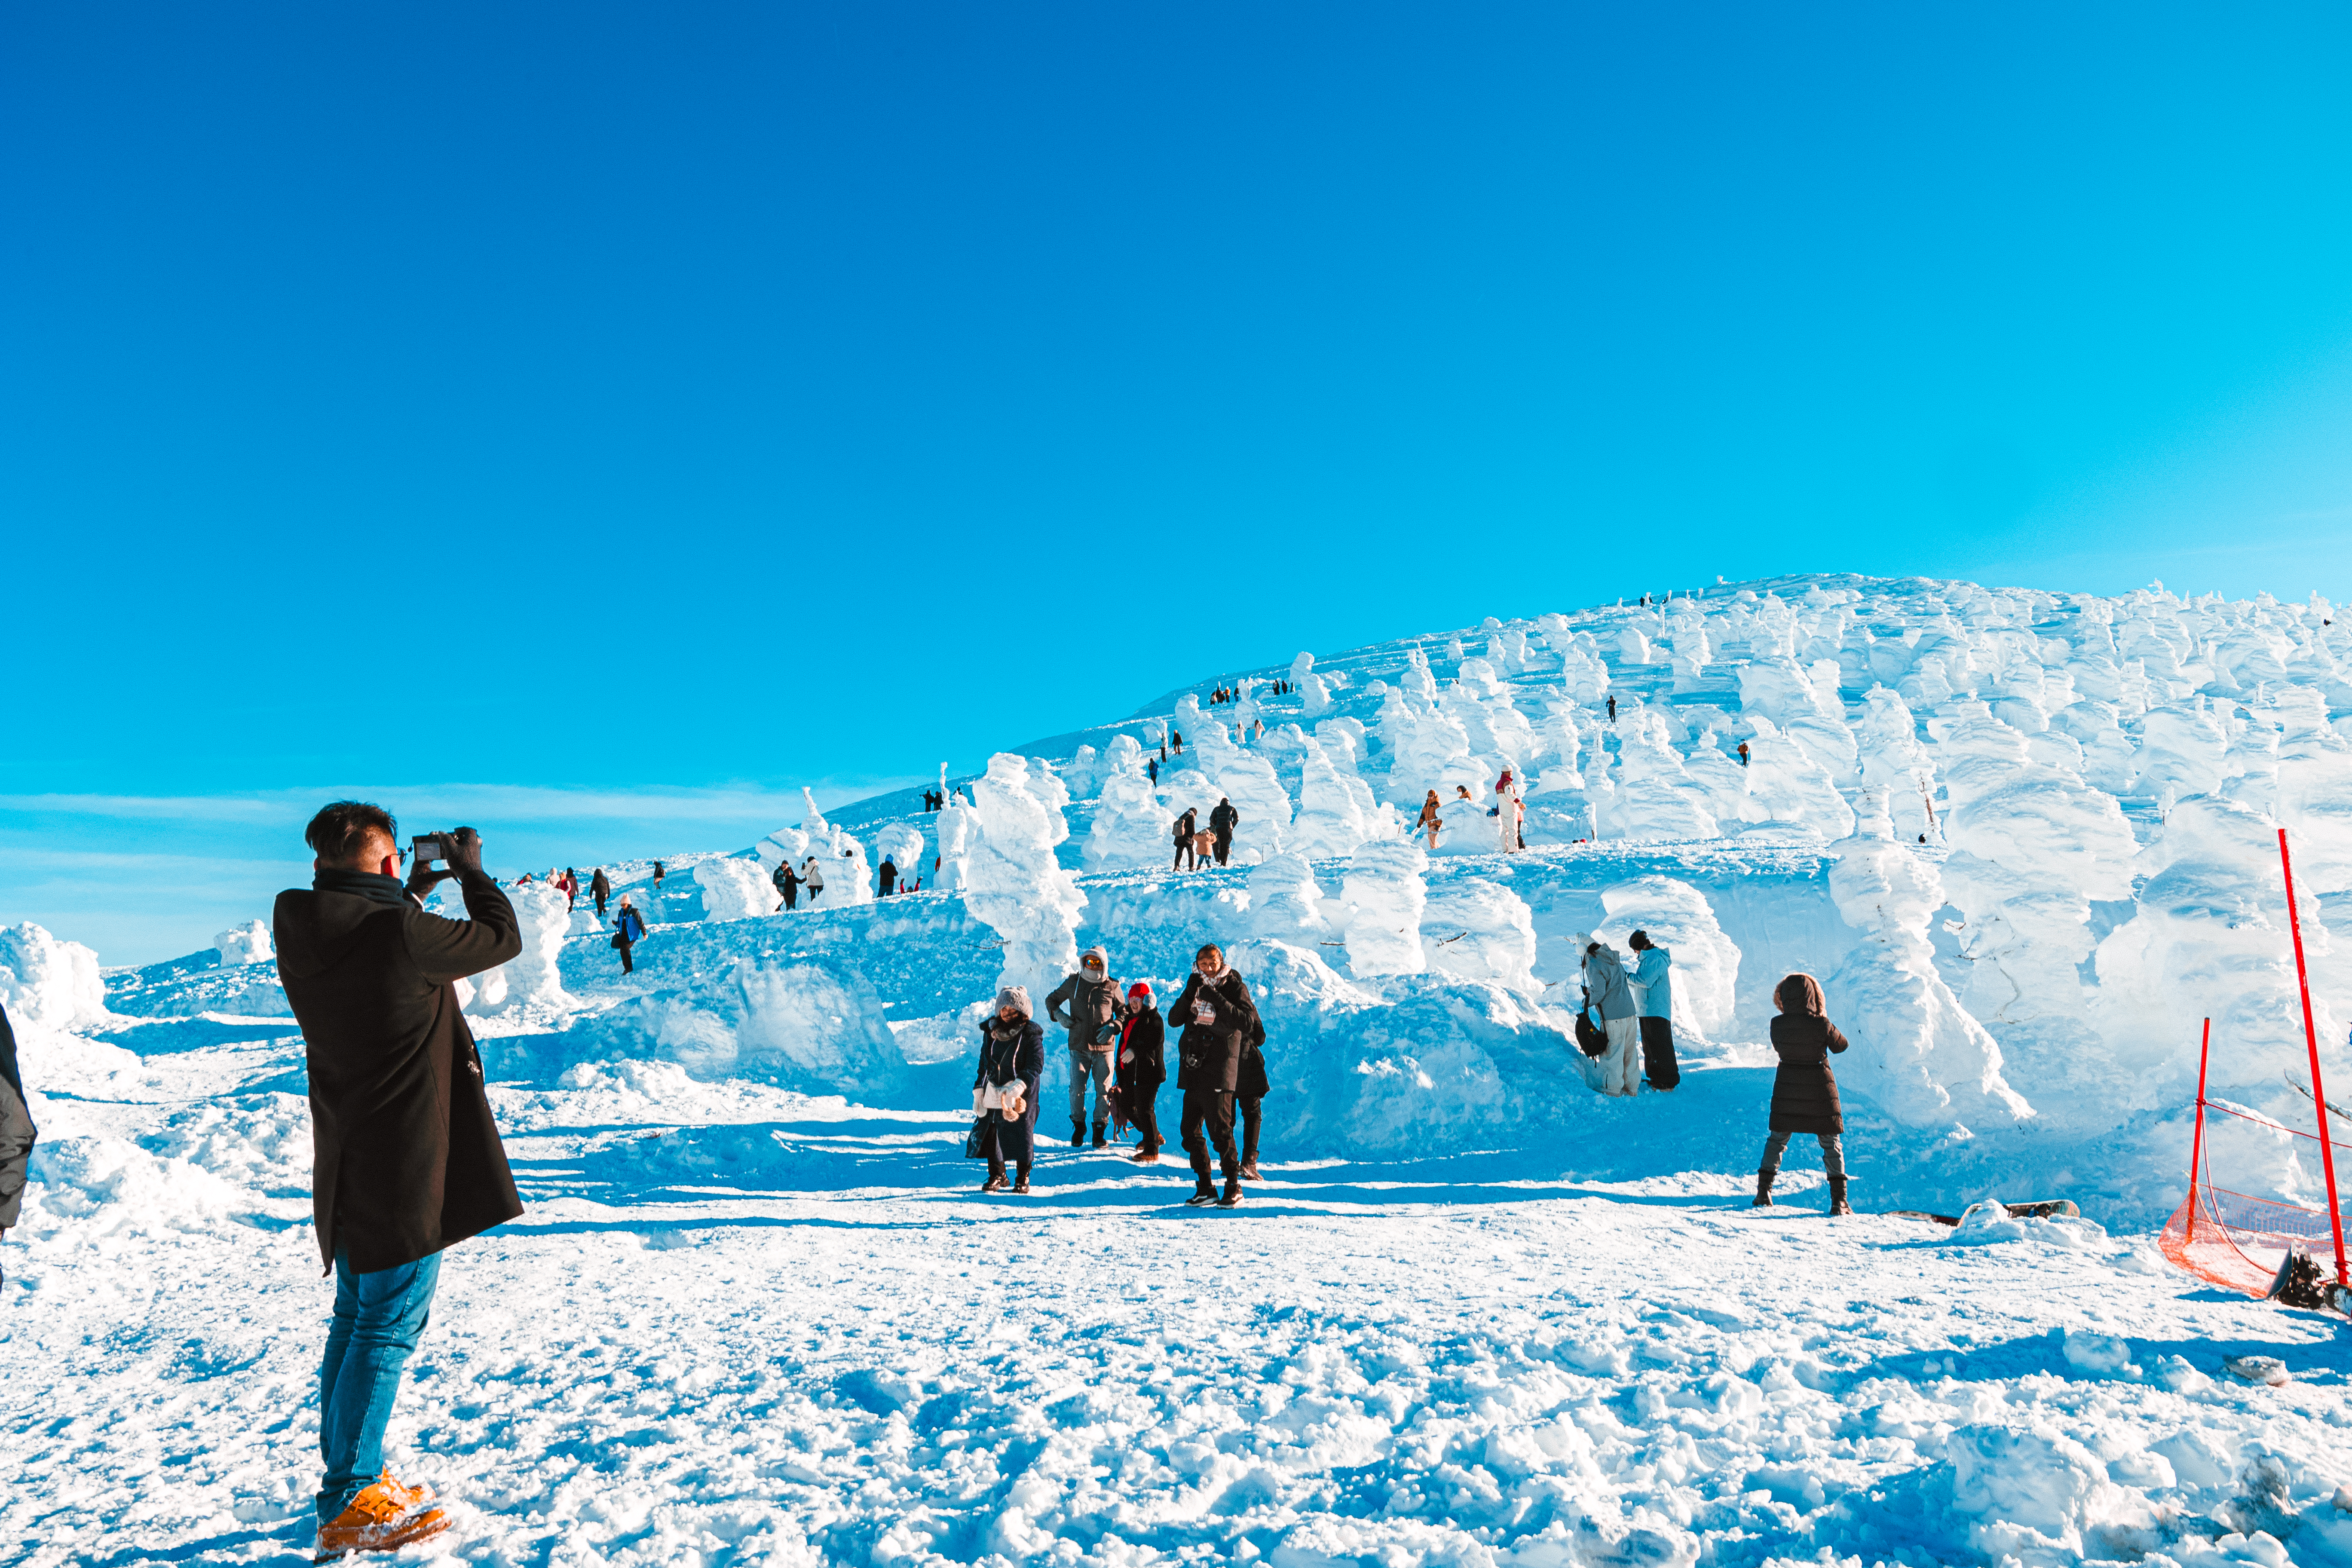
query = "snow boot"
xmin=1130 ymin=1148 xmax=1160 ymax=1165
xmin=1752 ymin=1170 xmax=1775 ymax=1208
xmin=1185 ymin=1172 xmax=1218 ymax=1205
xmin=982 ymin=1168 xmax=1008 ymax=1194
xmin=1070 ymin=1121 xmax=1085 ymax=1148
xmin=1091 ymin=1124 xmax=1108 ymax=1149
xmin=1217 ymin=1177 xmax=1243 ymax=1208
xmin=314 ymin=1473 xmax=451 ymax=1562
xmin=1012 ymin=1168 xmax=1032 ymax=1195
xmin=1239 ymin=1160 xmax=1262 ymax=1182
xmin=1828 ymin=1177 xmax=1851 ymax=1216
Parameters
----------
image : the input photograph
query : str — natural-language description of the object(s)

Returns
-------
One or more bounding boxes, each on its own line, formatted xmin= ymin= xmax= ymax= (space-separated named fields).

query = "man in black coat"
xmin=772 ymin=858 xmax=799 ymax=911
xmin=1171 ymin=808 xmax=1198 ymax=871
xmin=0 ymin=1002 xmax=34 ymax=1289
xmin=273 ymin=802 xmax=524 ymax=1557
xmin=590 ymin=866 xmax=611 ymax=919
xmin=1173 ymin=943 xmax=1258 ymax=1208
xmin=1208 ymin=798 xmax=1240 ymax=866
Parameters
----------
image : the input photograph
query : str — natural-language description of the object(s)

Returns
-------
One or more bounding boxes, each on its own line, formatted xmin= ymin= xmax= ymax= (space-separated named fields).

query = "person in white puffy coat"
xmin=1494 ymin=769 xmax=1523 ymax=854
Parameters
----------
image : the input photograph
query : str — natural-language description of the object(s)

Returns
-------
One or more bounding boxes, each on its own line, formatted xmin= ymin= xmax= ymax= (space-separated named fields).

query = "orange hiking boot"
xmin=314 ymin=1472 xmax=451 ymax=1562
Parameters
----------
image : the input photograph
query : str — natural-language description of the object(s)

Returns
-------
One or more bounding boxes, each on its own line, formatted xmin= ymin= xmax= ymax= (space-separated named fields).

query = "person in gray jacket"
xmin=1581 ymin=939 xmax=1640 ymax=1097
xmin=0 ymin=1004 xmax=34 ymax=1289
xmin=1045 ymin=946 xmax=1122 ymax=1147
xmin=1627 ymin=931 xmax=1680 ymax=1091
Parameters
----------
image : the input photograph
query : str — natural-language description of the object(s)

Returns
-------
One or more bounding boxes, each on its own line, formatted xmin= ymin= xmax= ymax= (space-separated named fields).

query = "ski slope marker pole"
xmin=2188 ymin=1017 xmax=2211 ymax=1243
xmin=2278 ymin=827 xmax=2349 ymax=1287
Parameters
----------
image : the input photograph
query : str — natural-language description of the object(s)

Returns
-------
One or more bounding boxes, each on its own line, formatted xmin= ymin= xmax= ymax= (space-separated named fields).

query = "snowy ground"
xmin=6 ymin=1020 xmax=2352 ymax=1568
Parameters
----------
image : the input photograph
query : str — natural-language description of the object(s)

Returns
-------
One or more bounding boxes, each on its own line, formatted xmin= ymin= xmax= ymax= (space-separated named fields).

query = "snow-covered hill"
xmin=6 ymin=573 xmax=2352 ymax=1566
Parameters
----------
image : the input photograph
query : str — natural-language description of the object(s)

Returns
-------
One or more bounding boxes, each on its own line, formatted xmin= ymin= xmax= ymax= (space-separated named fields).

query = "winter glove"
xmin=443 ymin=827 xmax=486 ymax=875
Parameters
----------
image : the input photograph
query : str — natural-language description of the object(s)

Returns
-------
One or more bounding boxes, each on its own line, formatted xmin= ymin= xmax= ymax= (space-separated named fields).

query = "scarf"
xmin=313 ymin=867 xmax=410 ymax=910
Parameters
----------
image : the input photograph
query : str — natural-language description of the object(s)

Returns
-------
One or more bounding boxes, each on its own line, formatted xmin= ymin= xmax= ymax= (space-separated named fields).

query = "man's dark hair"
xmin=1629 ymin=930 xmax=1651 ymax=950
xmin=306 ymin=800 xmax=397 ymax=865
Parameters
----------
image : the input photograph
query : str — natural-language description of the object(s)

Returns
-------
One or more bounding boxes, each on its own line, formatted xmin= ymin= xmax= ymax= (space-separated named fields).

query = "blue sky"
xmin=9 ymin=4 xmax=2352 ymax=962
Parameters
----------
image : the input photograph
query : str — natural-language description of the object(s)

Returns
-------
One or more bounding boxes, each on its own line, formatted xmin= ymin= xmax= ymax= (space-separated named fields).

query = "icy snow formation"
xmin=34 ymin=570 xmax=2352 ymax=1225
xmin=0 ymin=922 xmax=110 ymax=1031
xmin=466 ymin=881 xmax=576 ymax=1015
xmin=212 ymin=919 xmax=272 ymax=969
xmin=960 ymin=751 xmax=1087 ymax=999
xmin=692 ymin=856 xmax=774 ymax=922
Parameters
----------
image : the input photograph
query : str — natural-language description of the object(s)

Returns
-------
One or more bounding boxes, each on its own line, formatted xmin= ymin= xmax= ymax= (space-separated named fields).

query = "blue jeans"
xmin=318 ymin=1247 xmax=442 ymax=1522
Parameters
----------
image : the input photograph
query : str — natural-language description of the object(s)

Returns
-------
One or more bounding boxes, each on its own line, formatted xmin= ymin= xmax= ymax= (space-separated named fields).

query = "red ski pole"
xmin=2278 ymin=828 xmax=2349 ymax=1288
xmin=2187 ymin=1017 xmax=2211 ymax=1243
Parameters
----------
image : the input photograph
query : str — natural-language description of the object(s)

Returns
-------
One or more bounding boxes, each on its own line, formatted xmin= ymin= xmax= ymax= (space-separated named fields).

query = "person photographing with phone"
xmin=273 ymin=802 xmax=524 ymax=1560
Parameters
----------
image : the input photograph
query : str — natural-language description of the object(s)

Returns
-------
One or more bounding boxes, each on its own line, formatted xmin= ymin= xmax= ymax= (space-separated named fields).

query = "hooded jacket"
xmin=1768 ymin=1011 xmax=1849 ymax=1133
xmin=1044 ymin=947 xmax=1121 ymax=1053
xmin=273 ymin=868 xmax=524 ymax=1274
xmin=1629 ymin=944 xmax=1672 ymax=1020
xmin=1583 ymin=945 xmax=1635 ymax=1021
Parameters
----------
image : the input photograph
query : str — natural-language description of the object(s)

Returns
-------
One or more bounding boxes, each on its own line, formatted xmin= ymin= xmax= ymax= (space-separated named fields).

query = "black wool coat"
xmin=1116 ymin=1006 xmax=1166 ymax=1090
xmin=974 ymin=1018 xmax=1047 ymax=1102
xmin=1173 ymin=971 xmax=1258 ymax=1093
xmin=275 ymin=870 xmax=525 ymax=1274
xmin=1767 ymin=1011 xmax=1850 ymax=1134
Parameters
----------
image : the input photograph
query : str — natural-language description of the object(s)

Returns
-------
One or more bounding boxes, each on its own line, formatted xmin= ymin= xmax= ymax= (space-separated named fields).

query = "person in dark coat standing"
xmin=612 ymin=896 xmax=647 ymax=974
xmin=1753 ymin=971 xmax=1851 ymax=1215
xmin=1172 ymin=943 xmax=1258 ymax=1207
xmin=1208 ymin=798 xmax=1240 ymax=867
xmin=1147 ymin=756 xmax=1160 ymax=785
xmin=972 ymin=986 xmax=1044 ymax=1193
xmin=1115 ymin=982 xmax=1167 ymax=1163
xmin=0 ymin=1002 xmax=35 ymax=1289
xmin=590 ymin=867 xmax=611 ymax=919
xmin=772 ymin=859 xmax=799 ymax=911
xmin=1171 ymin=808 xmax=1198 ymax=871
xmin=273 ymin=802 xmax=524 ymax=1557
xmin=878 ymin=858 xmax=897 ymax=897
xmin=1236 ymin=1000 xmax=1270 ymax=1181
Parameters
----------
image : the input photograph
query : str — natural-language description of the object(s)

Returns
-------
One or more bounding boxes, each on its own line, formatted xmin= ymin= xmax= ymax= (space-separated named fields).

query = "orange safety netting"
xmin=2160 ymin=1180 xmax=2352 ymax=1297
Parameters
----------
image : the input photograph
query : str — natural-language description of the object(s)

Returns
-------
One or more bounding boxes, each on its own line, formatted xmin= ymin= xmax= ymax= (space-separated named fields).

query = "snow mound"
xmin=0 ymin=922 xmax=111 ymax=1032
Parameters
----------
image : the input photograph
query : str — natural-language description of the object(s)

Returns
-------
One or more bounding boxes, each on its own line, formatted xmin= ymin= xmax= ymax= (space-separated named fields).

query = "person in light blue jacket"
xmin=1627 ymin=931 xmax=1681 ymax=1091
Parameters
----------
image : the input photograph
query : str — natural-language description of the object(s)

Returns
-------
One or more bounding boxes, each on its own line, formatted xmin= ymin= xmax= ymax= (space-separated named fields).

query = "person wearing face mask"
xmin=1045 ymin=946 xmax=1122 ymax=1148
xmin=973 ymin=986 xmax=1044 ymax=1194
xmin=1171 ymin=943 xmax=1258 ymax=1208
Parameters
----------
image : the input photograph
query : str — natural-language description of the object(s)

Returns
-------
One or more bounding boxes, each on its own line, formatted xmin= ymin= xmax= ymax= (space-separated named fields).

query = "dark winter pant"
xmin=982 ymin=1105 xmax=1036 ymax=1177
xmin=616 ymin=939 xmax=634 ymax=974
xmin=1068 ymin=1050 xmax=1112 ymax=1131
xmin=1760 ymin=1130 xmax=1845 ymax=1179
xmin=1239 ymin=1094 xmax=1261 ymax=1163
xmin=1173 ymin=840 xmax=1195 ymax=870
xmin=780 ymin=886 xmax=797 ymax=911
xmin=594 ymin=892 xmax=607 ymax=917
xmin=1182 ymin=1089 xmax=1240 ymax=1182
xmin=1126 ymin=1083 xmax=1163 ymax=1150
xmin=1213 ymin=833 xmax=1232 ymax=867
xmin=1638 ymin=1017 xmax=1681 ymax=1090
xmin=318 ymin=1246 xmax=441 ymax=1523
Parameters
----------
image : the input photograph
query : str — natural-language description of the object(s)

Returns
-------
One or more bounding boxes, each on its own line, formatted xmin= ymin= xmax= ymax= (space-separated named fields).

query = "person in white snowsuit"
xmin=1582 ymin=940 xmax=1640 ymax=1096
xmin=1494 ymin=769 xmax=1523 ymax=854
xmin=802 ymin=857 xmax=826 ymax=906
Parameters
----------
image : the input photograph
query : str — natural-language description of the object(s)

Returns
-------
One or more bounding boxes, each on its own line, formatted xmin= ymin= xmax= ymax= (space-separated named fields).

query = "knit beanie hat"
xmin=996 ymin=985 xmax=1032 ymax=1018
